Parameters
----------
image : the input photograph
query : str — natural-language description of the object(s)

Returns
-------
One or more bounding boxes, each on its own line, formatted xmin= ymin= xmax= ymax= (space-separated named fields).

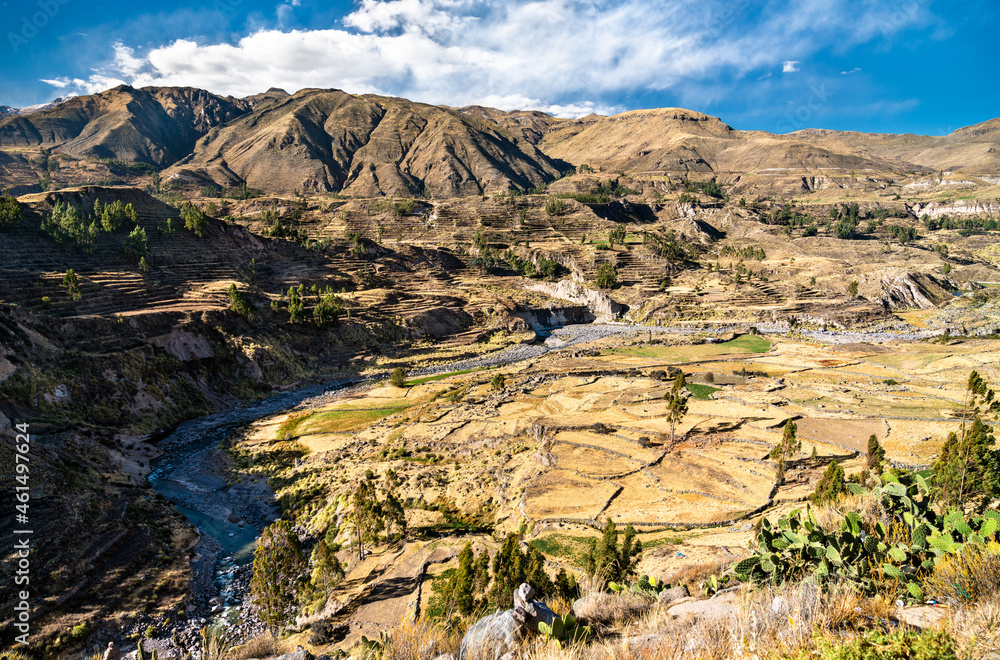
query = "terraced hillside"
xmin=226 ymin=330 xmax=1000 ymax=655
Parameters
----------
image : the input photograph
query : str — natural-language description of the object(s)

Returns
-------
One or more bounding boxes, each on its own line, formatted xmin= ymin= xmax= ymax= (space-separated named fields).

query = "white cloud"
xmin=840 ymin=67 xmax=862 ymax=75
xmin=45 ymin=0 xmax=931 ymax=118
xmin=40 ymin=78 xmax=71 ymax=88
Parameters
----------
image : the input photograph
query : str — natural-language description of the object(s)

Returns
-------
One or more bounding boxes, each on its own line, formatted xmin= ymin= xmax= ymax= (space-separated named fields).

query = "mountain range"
xmin=2 ymin=85 xmax=999 ymax=196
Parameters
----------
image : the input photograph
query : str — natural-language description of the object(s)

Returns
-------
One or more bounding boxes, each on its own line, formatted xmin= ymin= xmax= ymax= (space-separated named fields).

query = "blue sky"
xmin=1 ymin=0 xmax=997 ymax=135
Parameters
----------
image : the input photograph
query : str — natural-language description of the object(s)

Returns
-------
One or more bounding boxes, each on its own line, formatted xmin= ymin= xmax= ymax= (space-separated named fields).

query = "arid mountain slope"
xmin=165 ymin=89 xmax=567 ymax=196
xmin=0 ymin=86 xmax=256 ymax=166
xmin=534 ymin=108 xmax=921 ymax=181
xmin=795 ymin=118 xmax=1000 ymax=173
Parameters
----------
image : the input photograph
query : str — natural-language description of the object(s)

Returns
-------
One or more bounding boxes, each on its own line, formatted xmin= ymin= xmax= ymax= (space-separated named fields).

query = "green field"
xmin=686 ymin=383 xmax=720 ymax=400
xmin=280 ymin=405 xmax=411 ymax=437
xmin=529 ymin=533 xmax=591 ymax=565
xmin=607 ymin=334 xmax=772 ymax=362
xmin=405 ymin=367 xmax=487 ymax=386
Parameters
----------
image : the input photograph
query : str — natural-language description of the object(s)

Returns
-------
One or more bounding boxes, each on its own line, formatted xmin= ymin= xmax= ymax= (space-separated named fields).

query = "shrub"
xmin=491 ymin=373 xmax=505 ymax=390
xmin=800 ymin=627 xmax=962 ymax=660
xmin=835 ymin=218 xmax=859 ymax=239
xmin=390 ymin=367 xmax=408 ymax=388
xmin=924 ymin=540 xmax=1000 ymax=604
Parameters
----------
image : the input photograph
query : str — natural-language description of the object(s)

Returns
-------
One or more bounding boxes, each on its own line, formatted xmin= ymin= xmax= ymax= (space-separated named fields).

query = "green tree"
xmin=138 ymin=256 xmax=151 ymax=273
xmin=554 ymin=568 xmax=579 ymax=601
xmin=451 ymin=542 xmax=477 ymax=616
xmin=933 ymin=418 xmax=999 ymax=509
xmin=809 ymin=460 xmax=846 ymax=504
xmin=181 ymin=202 xmax=207 ymax=237
xmin=250 ymin=521 xmax=307 ymax=634
xmin=608 ymin=225 xmax=626 ymax=247
xmin=866 ymin=434 xmax=886 ymax=476
xmin=932 ymin=371 xmax=1000 ymax=508
xmin=312 ymin=292 xmax=342 ymax=327
xmin=486 ymin=533 xmax=553 ymax=605
xmin=352 ymin=480 xmax=384 ymax=560
xmin=99 ymin=199 xmax=139 ymax=232
xmin=595 ymin=262 xmax=618 ymax=289
xmin=664 ymin=372 xmax=689 ymax=445
xmin=227 ymin=284 xmax=254 ymax=318
xmin=286 ymin=284 xmax=305 ymax=323
xmin=382 ymin=489 xmax=406 ymax=541
xmin=309 ymin=539 xmax=345 ymax=596
xmin=390 ymin=367 xmax=408 ymax=388
xmin=544 ymin=197 xmax=566 ymax=216
xmin=123 ymin=225 xmax=149 ymax=260
xmin=62 ymin=269 xmax=81 ymax=301
xmin=584 ymin=519 xmax=641 ymax=588
xmin=769 ymin=420 xmax=800 ymax=460
xmin=491 ymin=373 xmax=506 ymax=390
xmin=0 ymin=191 xmax=22 ymax=228
xmin=848 ymin=280 xmax=860 ymax=297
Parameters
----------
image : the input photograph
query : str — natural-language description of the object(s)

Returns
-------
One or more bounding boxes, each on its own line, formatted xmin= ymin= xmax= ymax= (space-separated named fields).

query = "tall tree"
xmin=770 ymin=420 xmax=800 ymax=460
xmin=352 ymin=480 xmax=384 ymax=560
xmin=62 ymin=269 xmax=81 ymax=301
xmin=664 ymin=372 xmax=689 ymax=445
xmin=810 ymin=460 xmax=846 ymax=504
xmin=585 ymin=519 xmax=642 ymax=588
xmin=310 ymin=538 xmax=345 ymax=595
xmin=866 ymin=434 xmax=886 ymax=476
xmin=934 ymin=418 xmax=999 ymax=508
xmin=250 ymin=521 xmax=307 ymax=635
xmin=934 ymin=372 xmax=1000 ymax=508
xmin=450 ymin=542 xmax=477 ymax=617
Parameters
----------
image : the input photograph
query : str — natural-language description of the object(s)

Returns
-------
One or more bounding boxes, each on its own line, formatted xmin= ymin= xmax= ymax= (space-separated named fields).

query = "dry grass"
xmin=948 ymin=593 xmax=1000 ymax=658
xmin=565 ymin=580 xmax=897 ymax=660
xmin=384 ymin=618 xmax=461 ymax=660
xmin=663 ymin=560 xmax=730 ymax=595
xmin=574 ymin=591 xmax=654 ymax=628
xmin=228 ymin=634 xmax=284 ymax=660
xmin=925 ymin=541 xmax=1000 ymax=605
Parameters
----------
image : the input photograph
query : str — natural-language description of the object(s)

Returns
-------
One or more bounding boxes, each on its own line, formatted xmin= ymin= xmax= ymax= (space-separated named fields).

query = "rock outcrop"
xmin=527 ymin=280 xmax=628 ymax=322
xmin=878 ymin=272 xmax=953 ymax=310
xmin=459 ymin=583 xmax=557 ymax=660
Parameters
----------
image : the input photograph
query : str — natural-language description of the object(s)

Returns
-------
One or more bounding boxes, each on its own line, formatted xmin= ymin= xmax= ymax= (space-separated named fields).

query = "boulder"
xmin=657 ymin=584 xmax=690 ymax=606
xmin=459 ymin=584 xmax=556 ymax=660
xmin=666 ymin=589 xmax=740 ymax=622
xmin=274 ymin=648 xmax=314 ymax=660
xmin=103 ymin=641 xmax=121 ymax=660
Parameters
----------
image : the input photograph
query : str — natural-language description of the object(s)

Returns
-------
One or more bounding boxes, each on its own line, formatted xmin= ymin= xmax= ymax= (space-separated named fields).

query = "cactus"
xmin=539 ymin=613 xmax=590 ymax=648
